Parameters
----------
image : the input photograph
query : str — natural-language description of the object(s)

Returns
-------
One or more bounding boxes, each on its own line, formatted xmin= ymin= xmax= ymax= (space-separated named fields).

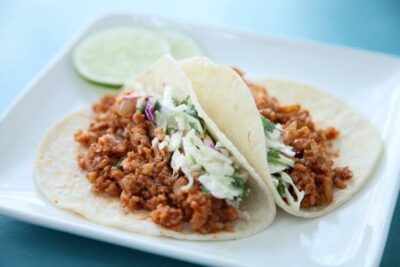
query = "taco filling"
xmin=234 ymin=69 xmax=353 ymax=210
xmin=74 ymin=85 xmax=250 ymax=233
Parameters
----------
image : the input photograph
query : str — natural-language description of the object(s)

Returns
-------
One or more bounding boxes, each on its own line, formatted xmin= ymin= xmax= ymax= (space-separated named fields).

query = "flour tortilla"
xmin=180 ymin=57 xmax=383 ymax=218
xmin=35 ymin=55 xmax=276 ymax=240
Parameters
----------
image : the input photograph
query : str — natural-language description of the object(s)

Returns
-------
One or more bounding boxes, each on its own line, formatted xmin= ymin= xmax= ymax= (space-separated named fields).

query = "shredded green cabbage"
xmin=261 ymin=115 xmax=304 ymax=209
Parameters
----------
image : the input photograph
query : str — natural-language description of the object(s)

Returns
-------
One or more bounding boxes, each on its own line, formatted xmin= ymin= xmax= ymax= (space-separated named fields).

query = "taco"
xmin=35 ymin=55 xmax=275 ymax=240
xmin=181 ymin=57 xmax=382 ymax=218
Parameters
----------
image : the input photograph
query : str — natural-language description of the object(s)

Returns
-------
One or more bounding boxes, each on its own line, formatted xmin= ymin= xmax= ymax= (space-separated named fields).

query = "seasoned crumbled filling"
xmin=75 ymin=95 xmax=238 ymax=233
xmin=233 ymin=68 xmax=353 ymax=208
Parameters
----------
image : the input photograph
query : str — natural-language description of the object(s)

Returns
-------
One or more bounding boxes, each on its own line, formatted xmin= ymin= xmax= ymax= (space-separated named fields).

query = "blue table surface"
xmin=1 ymin=1 xmax=399 ymax=266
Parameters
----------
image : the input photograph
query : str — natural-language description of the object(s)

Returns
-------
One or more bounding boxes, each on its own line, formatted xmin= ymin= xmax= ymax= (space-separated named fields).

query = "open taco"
xmin=181 ymin=57 xmax=383 ymax=218
xmin=35 ymin=55 xmax=275 ymax=240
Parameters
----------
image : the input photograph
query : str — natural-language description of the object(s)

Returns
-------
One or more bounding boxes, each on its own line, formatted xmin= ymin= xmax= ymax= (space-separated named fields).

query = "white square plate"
xmin=1 ymin=13 xmax=399 ymax=267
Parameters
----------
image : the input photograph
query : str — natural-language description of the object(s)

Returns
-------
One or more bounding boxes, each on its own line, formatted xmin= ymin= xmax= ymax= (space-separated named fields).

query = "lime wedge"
xmin=160 ymin=29 xmax=203 ymax=60
xmin=74 ymin=27 xmax=170 ymax=86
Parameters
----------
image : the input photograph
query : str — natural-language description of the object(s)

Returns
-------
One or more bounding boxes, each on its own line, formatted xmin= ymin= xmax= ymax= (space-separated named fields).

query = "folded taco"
xmin=181 ymin=57 xmax=382 ymax=218
xmin=35 ymin=55 xmax=275 ymax=240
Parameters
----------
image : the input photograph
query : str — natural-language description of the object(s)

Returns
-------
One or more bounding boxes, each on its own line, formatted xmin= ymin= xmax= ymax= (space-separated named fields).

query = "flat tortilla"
xmin=181 ymin=57 xmax=383 ymax=218
xmin=35 ymin=55 xmax=276 ymax=240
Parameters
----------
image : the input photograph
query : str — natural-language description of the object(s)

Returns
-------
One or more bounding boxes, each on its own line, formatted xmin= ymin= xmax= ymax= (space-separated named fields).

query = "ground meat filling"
xmin=233 ymin=68 xmax=353 ymax=208
xmin=74 ymin=95 xmax=239 ymax=233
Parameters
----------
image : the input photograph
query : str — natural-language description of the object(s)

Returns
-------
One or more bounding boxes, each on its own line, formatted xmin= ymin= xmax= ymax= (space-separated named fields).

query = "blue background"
xmin=1 ymin=1 xmax=399 ymax=266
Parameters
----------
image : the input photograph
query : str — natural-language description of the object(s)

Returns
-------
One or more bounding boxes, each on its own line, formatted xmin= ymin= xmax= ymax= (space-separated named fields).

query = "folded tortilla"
xmin=35 ymin=55 xmax=276 ymax=240
xmin=180 ymin=57 xmax=383 ymax=218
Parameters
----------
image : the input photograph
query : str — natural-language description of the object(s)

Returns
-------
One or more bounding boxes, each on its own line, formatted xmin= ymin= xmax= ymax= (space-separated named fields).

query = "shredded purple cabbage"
xmin=145 ymin=101 xmax=155 ymax=123
xmin=209 ymin=144 xmax=222 ymax=153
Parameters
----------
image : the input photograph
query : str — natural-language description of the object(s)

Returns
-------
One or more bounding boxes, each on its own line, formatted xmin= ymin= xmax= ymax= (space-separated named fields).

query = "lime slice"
xmin=160 ymin=29 xmax=203 ymax=60
xmin=74 ymin=27 xmax=170 ymax=86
